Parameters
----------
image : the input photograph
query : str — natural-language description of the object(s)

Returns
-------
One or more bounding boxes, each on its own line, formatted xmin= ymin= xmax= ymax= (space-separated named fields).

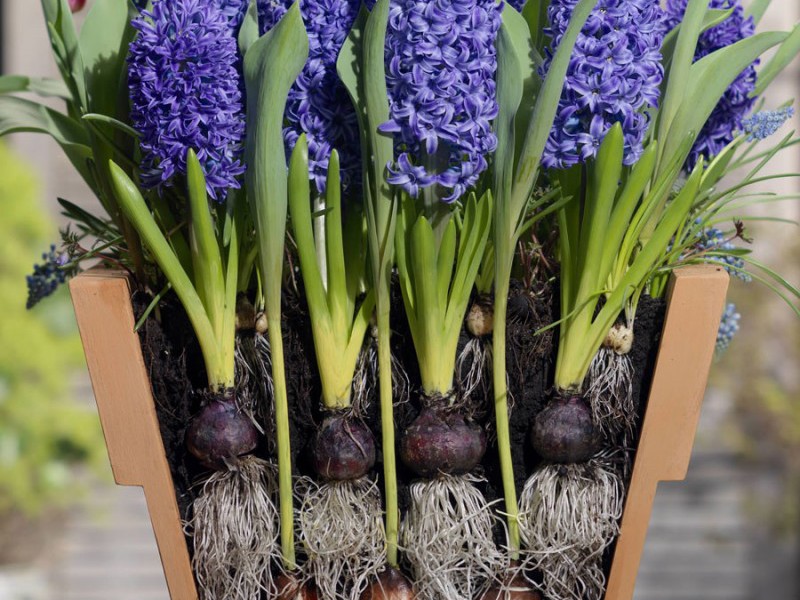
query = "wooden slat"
xmin=69 ymin=270 xmax=198 ymax=600
xmin=605 ymin=265 xmax=729 ymax=600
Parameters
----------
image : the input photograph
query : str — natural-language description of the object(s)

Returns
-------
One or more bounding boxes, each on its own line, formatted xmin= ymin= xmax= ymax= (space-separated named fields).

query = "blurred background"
xmin=0 ymin=1 xmax=798 ymax=599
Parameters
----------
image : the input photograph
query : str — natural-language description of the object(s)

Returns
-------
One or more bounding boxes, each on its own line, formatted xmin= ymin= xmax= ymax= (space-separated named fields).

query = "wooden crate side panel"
xmin=69 ymin=270 xmax=198 ymax=600
xmin=605 ymin=265 xmax=729 ymax=600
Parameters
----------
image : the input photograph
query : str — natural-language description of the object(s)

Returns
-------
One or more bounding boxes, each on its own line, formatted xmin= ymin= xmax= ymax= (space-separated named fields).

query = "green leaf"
xmin=79 ymin=0 xmax=135 ymax=116
xmin=744 ymin=0 xmax=772 ymax=25
xmin=288 ymin=136 xmax=328 ymax=329
xmin=658 ymin=0 xmax=707 ymax=147
xmin=0 ymin=96 xmax=93 ymax=184
xmin=239 ymin=0 xmax=260 ymax=55
xmin=0 ymin=75 xmax=71 ymax=99
xmin=41 ymin=0 xmax=86 ymax=108
xmin=186 ymin=150 xmax=225 ymax=340
xmin=107 ymin=160 xmax=221 ymax=386
xmin=752 ymin=23 xmax=800 ymax=97
xmin=244 ymin=1 xmax=309 ymax=313
xmin=663 ymin=31 xmax=787 ymax=169
xmin=338 ymin=0 xmax=396 ymax=288
xmin=494 ymin=6 xmax=526 ymax=225
xmin=436 ymin=218 xmax=457 ymax=308
xmin=82 ymin=113 xmax=140 ymax=139
xmin=513 ymin=0 xmax=597 ymax=214
xmin=660 ymin=9 xmax=733 ymax=72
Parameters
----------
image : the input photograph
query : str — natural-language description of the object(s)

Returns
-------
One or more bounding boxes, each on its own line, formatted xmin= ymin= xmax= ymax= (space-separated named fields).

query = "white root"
xmin=356 ymin=338 xmax=410 ymax=407
xmin=587 ymin=347 xmax=635 ymax=443
xmin=401 ymin=474 xmax=508 ymax=600
xmin=298 ymin=477 xmax=386 ymax=600
xmin=189 ymin=456 xmax=281 ymax=600
xmin=456 ymin=336 xmax=493 ymax=404
xmin=518 ymin=458 xmax=624 ymax=600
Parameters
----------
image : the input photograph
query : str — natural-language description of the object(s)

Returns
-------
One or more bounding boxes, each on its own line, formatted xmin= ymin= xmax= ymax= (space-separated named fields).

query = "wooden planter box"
xmin=69 ymin=265 xmax=729 ymax=600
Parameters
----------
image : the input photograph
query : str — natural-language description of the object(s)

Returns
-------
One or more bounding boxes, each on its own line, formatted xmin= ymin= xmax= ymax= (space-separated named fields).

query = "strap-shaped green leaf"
xmin=752 ymin=23 xmax=800 ymax=97
xmin=0 ymin=75 xmax=71 ymax=99
xmin=41 ymin=0 xmax=86 ymax=108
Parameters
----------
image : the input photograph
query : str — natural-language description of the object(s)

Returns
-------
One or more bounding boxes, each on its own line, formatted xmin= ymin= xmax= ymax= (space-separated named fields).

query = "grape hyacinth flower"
xmin=697 ymin=226 xmax=752 ymax=282
xmin=742 ymin=106 xmax=796 ymax=141
xmin=258 ymin=0 xmax=363 ymax=195
xmin=26 ymin=245 xmax=69 ymax=309
xmin=128 ymin=0 xmax=246 ymax=201
xmin=541 ymin=0 xmax=666 ymax=169
xmin=664 ymin=0 xmax=758 ymax=167
xmin=716 ymin=303 xmax=741 ymax=353
xmin=382 ymin=0 xmax=502 ymax=202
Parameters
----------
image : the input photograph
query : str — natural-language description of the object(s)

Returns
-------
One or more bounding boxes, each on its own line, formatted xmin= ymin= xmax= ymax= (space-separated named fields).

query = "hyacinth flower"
xmin=128 ymin=0 xmax=246 ymax=201
xmin=742 ymin=106 xmax=796 ymax=141
xmin=381 ymin=0 xmax=502 ymax=205
xmin=663 ymin=0 xmax=758 ymax=168
xmin=257 ymin=0 xmax=363 ymax=195
xmin=540 ymin=0 xmax=666 ymax=169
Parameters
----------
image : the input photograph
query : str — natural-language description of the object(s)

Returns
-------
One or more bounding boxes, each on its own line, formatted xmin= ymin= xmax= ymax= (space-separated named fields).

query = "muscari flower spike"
xmin=258 ymin=0 xmax=363 ymax=195
xmin=541 ymin=0 xmax=666 ymax=169
xmin=716 ymin=303 xmax=741 ymax=353
xmin=381 ymin=0 xmax=502 ymax=202
xmin=742 ymin=106 xmax=795 ymax=141
xmin=128 ymin=0 xmax=246 ymax=202
xmin=697 ymin=226 xmax=752 ymax=282
xmin=664 ymin=0 xmax=758 ymax=167
xmin=26 ymin=245 xmax=68 ymax=310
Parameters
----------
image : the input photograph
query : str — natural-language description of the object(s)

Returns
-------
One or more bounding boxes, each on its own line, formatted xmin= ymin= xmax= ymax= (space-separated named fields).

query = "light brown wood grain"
xmin=605 ymin=264 xmax=730 ymax=600
xmin=69 ymin=265 xmax=727 ymax=600
xmin=70 ymin=269 xmax=198 ymax=600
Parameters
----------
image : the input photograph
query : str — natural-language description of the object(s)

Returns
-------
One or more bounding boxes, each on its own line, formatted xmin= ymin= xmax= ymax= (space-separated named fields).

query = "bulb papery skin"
xmin=400 ymin=406 xmax=487 ymax=478
xmin=531 ymin=396 xmax=600 ymax=463
xmin=663 ymin=0 xmax=758 ymax=166
xmin=383 ymin=0 xmax=502 ymax=202
xmin=360 ymin=566 xmax=416 ymax=600
xmin=128 ymin=0 xmax=246 ymax=201
xmin=466 ymin=300 xmax=495 ymax=338
xmin=603 ymin=323 xmax=634 ymax=355
xmin=313 ymin=415 xmax=377 ymax=481
xmin=185 ymin=395 xmax=259 ymax=470
xmin=541 ymin=0 xmax=666 ymax=169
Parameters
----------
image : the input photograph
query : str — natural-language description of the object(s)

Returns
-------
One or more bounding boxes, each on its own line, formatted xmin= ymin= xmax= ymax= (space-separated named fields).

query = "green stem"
xmin=376 ymin=297 xmax=399 ymax=567
xmin=269 ymin=318 xmax=296 ymax=569
xmin=492 ymin=253 xmax=520 ymax=558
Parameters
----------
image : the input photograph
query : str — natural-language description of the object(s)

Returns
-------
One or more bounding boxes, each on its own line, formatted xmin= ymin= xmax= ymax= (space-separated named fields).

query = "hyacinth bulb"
xmin=360 ymin=567 xmax=416 ymax=600
xmin=400 ymin=407 xmax=486 ymax=477
xmin=185 ymin=396 xmax=259 ymax=470
xmin=531 ymin=396 xmax=600 ymax=463
xmin=69 ymin=0 xmax=87 ymax=12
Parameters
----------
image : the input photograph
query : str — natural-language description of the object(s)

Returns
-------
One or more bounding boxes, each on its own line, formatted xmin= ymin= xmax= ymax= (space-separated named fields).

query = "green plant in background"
xmin=0 ymin=142 xmax=106 ymax=521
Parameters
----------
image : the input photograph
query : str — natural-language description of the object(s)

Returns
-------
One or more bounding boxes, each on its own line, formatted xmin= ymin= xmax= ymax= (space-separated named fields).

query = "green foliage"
xmin=0 ymin=143 xmax=106 ymax=517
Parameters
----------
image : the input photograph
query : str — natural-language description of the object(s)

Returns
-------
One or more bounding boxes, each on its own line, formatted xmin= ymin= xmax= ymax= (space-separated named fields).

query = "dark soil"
xmin=136 ymin=278 xmax=666 ymax=587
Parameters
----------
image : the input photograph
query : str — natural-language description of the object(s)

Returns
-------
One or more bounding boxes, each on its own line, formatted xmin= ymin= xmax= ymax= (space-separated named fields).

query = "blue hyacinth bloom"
xmin=382 ymin=0 xmax=502 ymax=202
xmin=742 ymin=106 xmax=795 ymax=141
xmin=541 ymin=0 xmax=666 ymax=169
xmin=258 ymin=0 xmax=363 ymax=195
xmin=664 ymin=0 xmax=758 ymax=167
xmin=716 ymin=303 xmax=740 ymax=353
xmin=26 ymin=245 xmax=68 ymax=309
xmin=128 ymin=0 xmax=246 ymax=201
